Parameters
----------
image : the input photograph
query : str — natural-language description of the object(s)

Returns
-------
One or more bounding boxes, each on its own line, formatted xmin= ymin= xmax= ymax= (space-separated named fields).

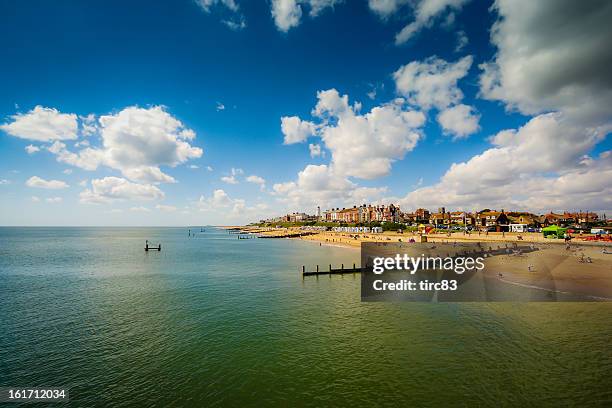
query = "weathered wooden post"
xmin=302 ymin=265 xmax=305 ymax=275
xmin=316 ymin=265 xmax=319 ymax=273
xmin=329 ymin=264 xmax=332 ymax=272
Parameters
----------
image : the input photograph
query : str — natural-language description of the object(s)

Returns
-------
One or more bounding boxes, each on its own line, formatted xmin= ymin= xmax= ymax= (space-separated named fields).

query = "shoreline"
xmin=236 ymin=226 xmax=612 ymax=249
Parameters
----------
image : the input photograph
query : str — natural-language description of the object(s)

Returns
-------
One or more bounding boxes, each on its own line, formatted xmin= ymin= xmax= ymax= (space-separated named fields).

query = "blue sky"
xmin=1 ymin=0 xmax=610 ymax=225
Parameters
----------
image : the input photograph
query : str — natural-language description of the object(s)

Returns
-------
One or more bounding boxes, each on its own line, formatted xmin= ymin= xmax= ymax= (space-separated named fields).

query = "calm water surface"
xmin=0 ymin=227 xmax=610 ymax=407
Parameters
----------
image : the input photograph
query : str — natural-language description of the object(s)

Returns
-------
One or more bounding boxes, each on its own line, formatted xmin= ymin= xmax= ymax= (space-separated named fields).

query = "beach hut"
xmin=542 ymin=225 xmax=567 ymax=239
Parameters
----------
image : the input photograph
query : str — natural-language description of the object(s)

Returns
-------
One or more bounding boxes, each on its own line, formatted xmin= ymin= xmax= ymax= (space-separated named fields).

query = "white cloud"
xmin=437 ymin=104 xmax=480 ymax=139
xmin=272 ymin=164 xmax=387 ymax=209
xmin=25 ymin=176 xmax=69 ymax=189
xmin=189 ymin=164 xmax=199 ymax=169
xmin=271 ymin=0 xmax=302 ymax=32
xmin=367 ymin=0 xmax=410 ymax=18
xmin=397 ymin=113 xmax=610 ymax=212
xmin=62 ymin=169 xmax=73 ymax=175
xmin=197 ymin=188 xmax=257 ymax=217
xmin=393 ymin=55 xmax=472 ymax=110
xmin=47 ymin=141 xmax=104 ymax=171
xmin=305 ymin=89 xmax=425 ymax=179
xmin=281 ymin=116 xmax=316 ymax=144
xmin=195 ymin=0 xmax=239 ymax=12
xmin=216 ymin=102 xmax=226 ymax=111
xmin=79 ymin=177 xmax=164 ymax=204
xmin=392 ymin=0 xmax=470 ymax=45
xmin=1 ymin=106 xmax=78 ymax=141
xmin=25 ymin=144 xmax=40 ymax=154
xmin=275 ymin=88 xmax=425 ymax=212
xmin=45 ymin=197 xmax=63 ymax=203
xmin=31 ymin=196 xmax=40 ymax=202
xmin=30 ymin=106 xmax=201 ymax=186
xmin=309 ymin=143 xmax=322 ymax=157
xmin=0 ymin=179 xmax=10 ymax=185
xmin=221 ymin=167 xmax=243 ymax=184
xmin=98 ymin=106 xmax=202 ymax=181
xmin=206 ymin=165 xmax=214 ymax=171
xmin=246 ymin=174 xmax=266 ymax=190
xmin=478 ymin=0 xmax=612 ymax=127
xmin=271 ymin=0 xmax=340 ymax=32
xmin=395 ymin=1 xmax=612 ymax=213
xmin=122 ymin=166 xmax=177 ymax=184
xmin=455 ymin=30 xmax=468 ymax=52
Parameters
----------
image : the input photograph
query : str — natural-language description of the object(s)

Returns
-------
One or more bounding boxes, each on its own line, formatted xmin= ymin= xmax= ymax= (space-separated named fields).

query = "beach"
xmin=236 ymin=226 xmax=612 ymax=248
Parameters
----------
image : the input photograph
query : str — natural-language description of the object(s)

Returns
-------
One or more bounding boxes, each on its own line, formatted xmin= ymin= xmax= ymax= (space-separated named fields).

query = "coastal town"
xmin=258 ymin=204 xmax=609 ymax=233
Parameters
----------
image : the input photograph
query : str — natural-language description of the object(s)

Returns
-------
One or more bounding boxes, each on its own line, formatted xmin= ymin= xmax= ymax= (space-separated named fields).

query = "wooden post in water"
xmin=302 ymin=265 xmax=305 ymax=275
xmin=316 ymin=265 xmax=319 ymax=273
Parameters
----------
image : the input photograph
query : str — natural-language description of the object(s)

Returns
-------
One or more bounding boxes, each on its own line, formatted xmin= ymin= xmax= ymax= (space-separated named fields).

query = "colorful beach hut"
xmin=542 ymin=225 xmax=567 ymax=239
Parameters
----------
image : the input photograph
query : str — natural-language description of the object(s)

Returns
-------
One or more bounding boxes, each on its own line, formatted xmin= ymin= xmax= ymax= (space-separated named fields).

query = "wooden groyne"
xmin=302 ymin=263 xmax=363 ymax=276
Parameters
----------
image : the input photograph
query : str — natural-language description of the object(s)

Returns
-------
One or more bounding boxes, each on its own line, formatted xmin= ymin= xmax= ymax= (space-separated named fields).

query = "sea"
xmin=0 ymin=227 xmax=610 ymax=407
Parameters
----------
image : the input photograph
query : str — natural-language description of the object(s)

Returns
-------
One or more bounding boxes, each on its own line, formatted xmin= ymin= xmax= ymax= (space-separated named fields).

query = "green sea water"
xmin=0 ymin=227 xmax=610 ymax=407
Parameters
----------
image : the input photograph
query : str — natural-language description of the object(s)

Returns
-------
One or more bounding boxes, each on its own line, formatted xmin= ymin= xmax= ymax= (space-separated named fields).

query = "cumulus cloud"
xmin=221 ymin=167 xmax=243 ymax=184
xmin=197 ymin=188 xmax=263 ymax=218
xmin=246 ymin=174 xmax=266 ymax=190
xmin=397 ymin=113 xmax=610 ymax=212
xmin=479 ymin=0 xmax=612 ymax=127
xmin=25 ymin=144 xmax=40 ymax=154
xmin=47 ymin=141 xmax=105 ymax=171
xmin=394 ymin=55 xmax=472 ymax=110
xmin=0 ymin=179 xmax=10 ymax=185
xmin=283 ymin=89 xmax=425 ymax=179
xmin=281 ymin=116 xmax=316 ymax=144
xmin=98 ymin=106 xmax=202 ymax=182
xmin=272 ymin=164 xmax=387 ymax=209
xmin=38 ymin=106 xmax=202 ymax=186
xmin=275 ymin=88 xmax=425 ymax=210
xmin=388 ymin=0 xmax=609 ymax=212
xmin=46 ymin=197 xmax=63 ymax=203
xmin=311 ymin=89 xmax=425 ymax=179
xmin=271 ymin=0 xmax=340 ymax=32
xmin=1 ymin=106 xmax=77 ymax=141
xmin=437 ymin=104 xmax=480 ymax=139
xmin=25 ymin=176 xmax=69 ymax=189
xmin=79 ymin=177 xmax=164 ymax=204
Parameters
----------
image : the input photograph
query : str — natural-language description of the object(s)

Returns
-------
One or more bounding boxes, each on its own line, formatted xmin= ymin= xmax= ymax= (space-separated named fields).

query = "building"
xmin=449 ymin=211 xmax=475 ymax=226
xmin=415 ymin=208 xmax=430 ymax=223
xmin=478 ymin=210 xmax=510 ymax=231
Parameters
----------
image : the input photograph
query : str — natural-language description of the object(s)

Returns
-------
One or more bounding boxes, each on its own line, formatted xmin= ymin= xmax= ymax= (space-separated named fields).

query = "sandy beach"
xmin=232 ymin=226 xmax=612 ymax=249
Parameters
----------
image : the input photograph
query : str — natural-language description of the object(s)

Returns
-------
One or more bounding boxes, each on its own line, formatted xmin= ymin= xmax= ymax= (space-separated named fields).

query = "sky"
xmin=0 ymin=0 xmax=610 ymax=226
